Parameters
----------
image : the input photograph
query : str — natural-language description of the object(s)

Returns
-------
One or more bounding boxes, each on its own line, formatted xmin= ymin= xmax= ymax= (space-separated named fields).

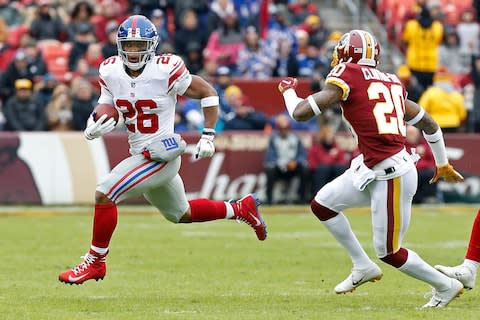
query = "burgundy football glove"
xmin=278 ymin=77 xmax=298 ymax=94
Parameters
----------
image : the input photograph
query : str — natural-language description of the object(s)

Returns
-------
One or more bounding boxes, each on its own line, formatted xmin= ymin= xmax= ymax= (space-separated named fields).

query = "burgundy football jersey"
xmin=325 ymin=63 xmax=407 ymax=168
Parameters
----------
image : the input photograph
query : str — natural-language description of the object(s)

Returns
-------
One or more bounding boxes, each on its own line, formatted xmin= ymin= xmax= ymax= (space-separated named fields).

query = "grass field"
xmin=0 ymin=205 xmax=479 ymax=319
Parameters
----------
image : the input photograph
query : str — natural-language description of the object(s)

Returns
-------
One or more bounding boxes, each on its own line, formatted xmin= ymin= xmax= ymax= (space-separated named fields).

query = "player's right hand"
xmin=278 ymin=77 xmax=298 ymax=94
xmin=429 ymin=163 xmax=464 ymax=184
xmin=195 ymin=134 xmax=215 ymax=159
xmin=84 ymin=114 xmax=116 ymax=140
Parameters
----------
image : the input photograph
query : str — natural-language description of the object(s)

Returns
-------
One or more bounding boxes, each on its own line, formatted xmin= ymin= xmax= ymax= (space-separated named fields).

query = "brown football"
xmin=93 ymin=103 xmax=119 ymax=124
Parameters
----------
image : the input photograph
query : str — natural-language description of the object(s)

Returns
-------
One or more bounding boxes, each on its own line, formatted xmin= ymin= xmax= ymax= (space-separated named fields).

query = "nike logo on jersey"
xmin=68 ymin=273 xmax=90 ymax=283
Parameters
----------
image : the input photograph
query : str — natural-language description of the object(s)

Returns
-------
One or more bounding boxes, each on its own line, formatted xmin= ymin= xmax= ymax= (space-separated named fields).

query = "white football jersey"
xmin=98 ymin=54 xmax=192 ymax=155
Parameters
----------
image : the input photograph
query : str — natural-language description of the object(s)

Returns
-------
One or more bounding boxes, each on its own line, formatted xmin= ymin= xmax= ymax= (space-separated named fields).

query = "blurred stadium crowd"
xmin=0 ymin=0 xmax=478 ymax=205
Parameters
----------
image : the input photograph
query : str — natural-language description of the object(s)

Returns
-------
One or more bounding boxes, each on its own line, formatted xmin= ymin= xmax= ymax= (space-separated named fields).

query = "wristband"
xmin=202 ymin=128 xmax=216 ymax=136
xmin=200 ymin=96 xmax=219 ymax=108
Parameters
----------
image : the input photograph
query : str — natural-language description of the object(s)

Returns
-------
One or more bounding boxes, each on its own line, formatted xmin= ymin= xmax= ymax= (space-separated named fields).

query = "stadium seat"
xmin=38 ymin=40 xmax=72 ymax=81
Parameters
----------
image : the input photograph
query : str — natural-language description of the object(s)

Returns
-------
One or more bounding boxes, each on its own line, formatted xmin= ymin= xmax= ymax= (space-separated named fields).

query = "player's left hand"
xmin=429 ymin=163 xmax=464 ymax=184
xmin=195 ymin=134 xmax=215 ymax=159
xmin=278 ymin=77 xmax=298 ymax=94
xmin=84 ymin=114 xmax=116 ymax=140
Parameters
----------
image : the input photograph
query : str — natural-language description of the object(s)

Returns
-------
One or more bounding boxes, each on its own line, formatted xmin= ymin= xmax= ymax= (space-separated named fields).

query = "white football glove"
xmin=84 ymin=114 xmax=116 ymax=140
xmin=195 ymin=134 xmax=215 ymax=158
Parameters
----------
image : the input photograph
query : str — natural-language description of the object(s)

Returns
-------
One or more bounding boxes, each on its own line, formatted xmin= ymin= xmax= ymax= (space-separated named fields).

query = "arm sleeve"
xmin=168 ymin=56 xmax=192 ymax=96
xmin=97 ymin=76 xmax=114 ymax=105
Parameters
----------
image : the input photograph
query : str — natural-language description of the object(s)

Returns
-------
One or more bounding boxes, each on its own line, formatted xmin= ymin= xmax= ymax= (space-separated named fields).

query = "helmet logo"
xmin=127 ymin=28 xmax=141 ymax=38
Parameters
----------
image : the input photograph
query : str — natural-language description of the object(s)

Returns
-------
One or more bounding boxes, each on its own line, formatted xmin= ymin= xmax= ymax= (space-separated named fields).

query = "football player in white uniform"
xmin=59 ymin=15 xmax=267 ymax=285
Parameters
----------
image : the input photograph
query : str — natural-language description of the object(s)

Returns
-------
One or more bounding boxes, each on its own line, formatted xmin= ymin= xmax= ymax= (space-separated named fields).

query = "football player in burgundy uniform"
xmin=435 ymin=209 xmax=480 ymax=290
xmin=278 ymin=30 xmax=464 ymax=308
xmin=58 ymin=15 xmax=267 ymax=285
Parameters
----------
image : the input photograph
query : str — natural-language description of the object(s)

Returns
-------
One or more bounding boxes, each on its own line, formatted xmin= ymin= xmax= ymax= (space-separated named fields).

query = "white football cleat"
xmin=434 ymin=264 xmax=477 ymax=290
xmin=421 ymin=278 xmax=464 ymax=308
xmin=334 ymin=263 xmax=383 ymax=294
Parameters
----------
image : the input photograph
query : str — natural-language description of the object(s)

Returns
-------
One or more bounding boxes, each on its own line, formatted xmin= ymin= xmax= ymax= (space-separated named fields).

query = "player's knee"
xmin=311 ymin=200 xmax=338 ymax=221
xmin=380 ymin=247 xmax=409 ymax=268
xmin=95 ymin=191 xmax=113 ymax=204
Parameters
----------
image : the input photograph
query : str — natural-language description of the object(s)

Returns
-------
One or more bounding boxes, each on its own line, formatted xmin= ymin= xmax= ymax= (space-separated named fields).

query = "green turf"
xmin=0 ymin=205 xmax=479 ymax=319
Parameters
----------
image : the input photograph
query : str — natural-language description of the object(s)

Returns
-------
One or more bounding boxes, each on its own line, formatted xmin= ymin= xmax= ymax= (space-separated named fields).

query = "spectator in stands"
xmin=402 ymin=5 xmax=443 ymax=90
xmin=308 ymin=124 xmax=349 ymax=194
xmin=0 ymin=17 xmax=16 ymax=72
xmin=288 ymin=0 xmax=319 ymax=25
xmin=204 ymin=11 xmax=244 ymax=72
xmin=30 ymin=0 xmax=68 ymax=41
xmin=237 ymin=26 xmax=275 ymax=79
xmin=212 ymin=65 xmax=234 ymax=130
xmin=68 ymin=1 xmax=94 ymax=40
xmin=0 ymin=50 xmax=35 ymax=101
xmin=129 ymin=0 xmax=159 ymax=17
xmin=21 ymin=37 xmax=47 ymax=79
xmin=266 ymin=4 xmax=297 ymax=58
xmin=223 ymin=85 xmax=267 ymax=130
xmin=68 ymin=22 xmax=96 ymax=71
xmin=175 ymin=9 xmax=207 ymax=59
xmin=457 ymin=8 xmax=480 ymax=68
xmin=397 ymin=64 xmax=423 ymax=103
xmin=439 ymin=27 xmax=469 ymax=75
xmin=3 ymin=79 xmax=46 ymax=131
xmin=184 ymin=42 xmax=204 ymax=75
xmin=419 ymin=66 xmax=466 ymax=133
xmin=264 ymin=114 xmax=308 ymax=205
xmin=45 ymin=84 xmax=73 ymax=131
xmin=170 ymin=0 xmax=210 ymax=31
xmin=34 ymin=73 xmax=58 ymax=110
xmin=150 ymin=9 xmax=169 ymax=47
xmin=297 ymin=41 xmax=326 ymax=78
xmin=94 ymin=0 xmax=127 ymax=43
xmin=295 ymin=29 xmax=309 ymax=57
xmin=84 ymin=43 xmax=104 ymax=71
xmin=207 ymin=0 xmax=236 ymax=36
xmin=71 ymin=77 xmax=96 ymax=131
xmin=0 ymin=0 xmax=23 ymax=27
xmin=301 ymin=14 xmax=329 ymax=48
xmin=405 ymin=126 xmax=438 ymax=204
xmin=178 ymin=98 xmax=204 ymax=131
xmin=273 ymin=38 xmax=299 ymax=77
xmin=234 ymin=0 xmax=261 ymax=30
xmin=101 ymin=21 xmax=119 ymax=59
xmin=321 ymin=30 xmax=342 ymax=69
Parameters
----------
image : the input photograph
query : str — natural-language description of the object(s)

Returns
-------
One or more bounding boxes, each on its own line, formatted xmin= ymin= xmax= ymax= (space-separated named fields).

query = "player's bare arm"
xmin=404 ymin=99 xmax=438 ymax=134
xmin=404 ymin=99 xmax=464 ymax=183
xmin=184 ymin=75 xmax=219 ymax=129
xmin=183 ymin=75 xmax=219 ymax=158
xmin=278 ymin=77 xmax=342 ymax=121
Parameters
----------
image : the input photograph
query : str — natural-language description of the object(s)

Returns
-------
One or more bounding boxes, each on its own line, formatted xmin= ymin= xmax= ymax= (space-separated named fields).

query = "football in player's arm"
xmin=59 ymin=15 xmax=267 ymax=286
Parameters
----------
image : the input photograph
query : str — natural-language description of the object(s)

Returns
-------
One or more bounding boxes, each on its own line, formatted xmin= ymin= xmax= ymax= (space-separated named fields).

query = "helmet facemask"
xmin=117 ymin=37 xmax=158 ymax=71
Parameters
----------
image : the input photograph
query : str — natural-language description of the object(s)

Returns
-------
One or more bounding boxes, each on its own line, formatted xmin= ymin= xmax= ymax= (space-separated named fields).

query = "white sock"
xmin=224 ymin=202 xmax=235 ymax=219
xmin=321 ymin=213 xmax=373 ymax=269
xmin=91 ymin=245 xmax=108 ymax=255
xmin=463 ymin=259 xmax=480 ymax=271
xmin=399 ymin=249 xmax=451 ymax=291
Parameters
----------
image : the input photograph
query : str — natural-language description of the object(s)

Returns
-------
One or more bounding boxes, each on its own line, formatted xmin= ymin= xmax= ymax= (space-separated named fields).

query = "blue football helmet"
xmin=117 ymin=15 xmax=159 ymax=71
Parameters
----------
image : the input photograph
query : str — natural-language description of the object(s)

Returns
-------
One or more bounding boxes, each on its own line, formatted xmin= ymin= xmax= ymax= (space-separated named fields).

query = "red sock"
xmin=189 ymin=198 xmax=229 ymax=222
xmin=91 ymin=202 xmax=118 ymax=248
xmin=466 ymin=210 xmax=480 ymax=262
